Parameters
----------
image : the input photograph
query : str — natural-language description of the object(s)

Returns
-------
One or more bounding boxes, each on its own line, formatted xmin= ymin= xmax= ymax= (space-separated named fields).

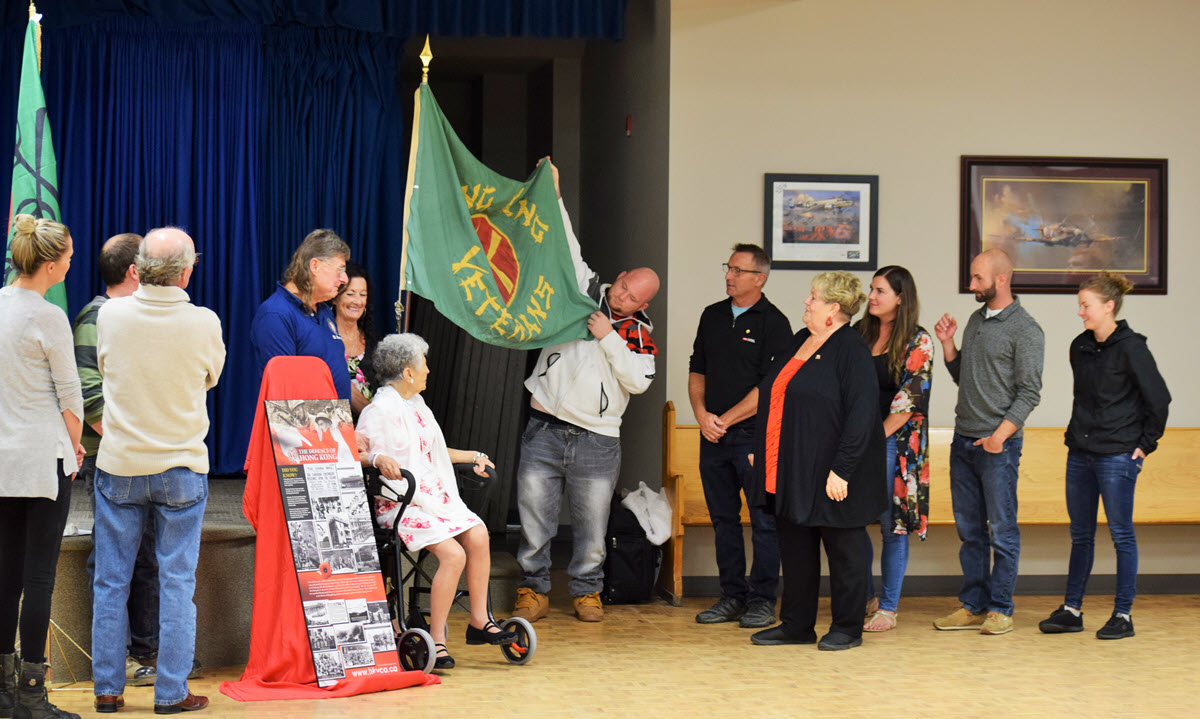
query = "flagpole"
xmin=395 ymin=35 xmax=432 ymax=331
xmin=28 ymin=3 xmax=41 ymax=72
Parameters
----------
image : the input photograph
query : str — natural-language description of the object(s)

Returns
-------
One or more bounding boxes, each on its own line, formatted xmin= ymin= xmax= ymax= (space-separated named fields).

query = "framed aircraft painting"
xmin=960 ymin=156 xmax=1167 ymax=294
xmin=763 ymin=173 xmax=878 ymax=271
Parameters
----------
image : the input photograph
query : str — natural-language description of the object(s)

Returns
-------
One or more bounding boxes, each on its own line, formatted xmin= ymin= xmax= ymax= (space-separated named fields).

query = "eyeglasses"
xmin=192 ymin=253 xmax=202 ymax=266
xmin=318 ymin=258 xmax=348 ymax=276
xmin=722 ymin=263 xmax=763 ymax=277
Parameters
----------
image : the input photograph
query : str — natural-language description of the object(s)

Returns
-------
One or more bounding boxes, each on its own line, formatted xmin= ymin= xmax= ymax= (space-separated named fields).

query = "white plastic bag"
xmin=620 ymin=481 xmax=672 ymax=546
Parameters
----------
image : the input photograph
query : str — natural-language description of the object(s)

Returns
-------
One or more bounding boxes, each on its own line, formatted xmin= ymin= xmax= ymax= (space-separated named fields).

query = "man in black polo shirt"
xmin=688 ymin=243 xmax=793 ymax=628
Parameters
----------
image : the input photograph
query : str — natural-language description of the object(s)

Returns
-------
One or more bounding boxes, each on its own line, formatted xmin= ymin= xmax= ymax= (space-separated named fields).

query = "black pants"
xmin=778 ymin=519 xmax=869 ymax=639
xmin=0 ymin=464 xmax=72 ymax=662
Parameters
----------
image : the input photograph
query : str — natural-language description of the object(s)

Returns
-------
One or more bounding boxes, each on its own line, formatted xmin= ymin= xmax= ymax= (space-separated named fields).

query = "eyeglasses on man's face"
xmin=722 ymin=263 xmax=763 ymax=277
xmin=318 ymin=257 xmax=348 ymax=276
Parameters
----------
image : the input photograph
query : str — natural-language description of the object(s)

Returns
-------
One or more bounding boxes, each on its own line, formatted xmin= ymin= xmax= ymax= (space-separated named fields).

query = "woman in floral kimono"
xmin=357 ymin=333 xmax=516 ymax=669
xmin=855 ymin=266 xmax=933 ymax=632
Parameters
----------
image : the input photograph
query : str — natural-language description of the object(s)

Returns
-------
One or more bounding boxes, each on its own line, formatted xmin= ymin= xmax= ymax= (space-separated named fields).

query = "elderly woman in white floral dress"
xmin=356 ymin=333 xmax=515 ymax=669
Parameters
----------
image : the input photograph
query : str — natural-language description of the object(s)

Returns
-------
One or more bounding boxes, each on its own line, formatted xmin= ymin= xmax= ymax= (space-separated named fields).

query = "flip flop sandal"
xmin=863 ymin=610 xmax=897 ymax=632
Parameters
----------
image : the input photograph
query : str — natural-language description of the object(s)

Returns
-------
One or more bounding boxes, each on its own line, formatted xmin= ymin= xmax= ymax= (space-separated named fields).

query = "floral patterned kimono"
xmin=886 ymin=328 xmax=934 ymax=539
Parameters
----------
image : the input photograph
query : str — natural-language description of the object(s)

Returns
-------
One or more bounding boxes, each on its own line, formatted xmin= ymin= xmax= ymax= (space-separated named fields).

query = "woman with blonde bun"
xmin=746 ymin=271 xmax=887 ymax=651
xmin=1038 ymin=272 xmax=1170 ymax=641
xmin=0 ymin=214 xmax=85 ymax=719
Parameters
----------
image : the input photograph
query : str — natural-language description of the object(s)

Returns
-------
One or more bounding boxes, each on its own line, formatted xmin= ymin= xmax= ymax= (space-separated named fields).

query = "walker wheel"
xmin=397 ymin=628 xmax=436 ymax=674
xmin=499 ymin=617 xmax=537 ymax=665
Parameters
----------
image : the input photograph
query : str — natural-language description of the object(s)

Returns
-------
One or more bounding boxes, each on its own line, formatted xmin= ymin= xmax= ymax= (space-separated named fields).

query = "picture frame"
xmin=762 ymin=173 xmax=878 ymax=271
xmin=960 ymin=156 xmax=1167 ymax=294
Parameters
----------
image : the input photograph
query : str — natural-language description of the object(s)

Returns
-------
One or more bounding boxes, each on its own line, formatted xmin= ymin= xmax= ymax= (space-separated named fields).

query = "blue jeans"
xmin=866 ymin=435 xmax=908 ymax=612
xmin=516 ymin=418 xmax=622 ymax=597
xmin=1064 ymin=449 xmax=1141 ymax=615
xmin=92 ymin=468 xmax=207 ymax=705
xmin=83 ymin=455 xmax=160 ymax=659
xmin=949 ymin=433 xmax=1023 ymax=616
xmin=698 ymin=422 xmax=779 ymax=604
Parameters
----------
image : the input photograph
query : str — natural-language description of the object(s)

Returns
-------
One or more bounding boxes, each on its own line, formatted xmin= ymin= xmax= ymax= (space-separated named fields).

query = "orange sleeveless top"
xmin=765 ymin=357 xmax=804 ymax=494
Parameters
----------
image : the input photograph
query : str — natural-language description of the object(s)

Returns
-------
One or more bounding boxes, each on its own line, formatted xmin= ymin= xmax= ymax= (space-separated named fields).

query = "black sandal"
xmin=433 ymin=643 xmax=455 ymax=669
xmin=465 ymin=620 xmax=518 ymax=646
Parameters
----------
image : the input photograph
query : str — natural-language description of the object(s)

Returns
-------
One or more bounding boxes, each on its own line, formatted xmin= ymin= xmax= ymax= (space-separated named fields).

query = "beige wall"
xmin=667 ymin=0 xmax=1200 ymax=577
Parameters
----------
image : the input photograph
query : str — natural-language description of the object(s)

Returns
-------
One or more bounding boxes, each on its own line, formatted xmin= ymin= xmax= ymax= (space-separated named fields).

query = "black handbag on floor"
xmin=601 ymin=493 xmax=662 ymax=604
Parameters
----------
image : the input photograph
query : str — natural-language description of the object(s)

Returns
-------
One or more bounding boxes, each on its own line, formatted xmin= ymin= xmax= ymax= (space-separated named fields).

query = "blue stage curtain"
xmin=36 ymin=17 xmax=264 ymax=474
xmin=257 ymin=25 xmax=408 ymax=339
xmin=5 ymin=0 xmax=626 ymax=39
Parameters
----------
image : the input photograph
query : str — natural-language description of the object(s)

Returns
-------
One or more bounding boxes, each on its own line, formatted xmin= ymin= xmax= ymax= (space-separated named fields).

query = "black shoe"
xmin=1038 ymin=605 xmax=1084 ymax=634
xmin=1096 ymin=613 xmax=1135 ymax=640
xmin=465 ymin=621 xmax=518 ymax=645
xmin=750 ymin=625 xmax=817 ymax=646
xmin=433 ymin=644 xmax=455 ymax=670
xmin=739 ymin=599 xmax=777 ymax=629
xmin=695 ymin=597 xmax=746 ymax=624
xmin=817 ymin=631 xmax=863 ymax=651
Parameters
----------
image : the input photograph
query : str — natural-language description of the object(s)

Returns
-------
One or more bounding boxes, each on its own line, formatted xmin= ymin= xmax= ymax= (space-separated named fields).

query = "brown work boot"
xmin=512 ymin=587 xmax=549 ymax=622
xmin=573 ymin=592 xmax=604 ymax=622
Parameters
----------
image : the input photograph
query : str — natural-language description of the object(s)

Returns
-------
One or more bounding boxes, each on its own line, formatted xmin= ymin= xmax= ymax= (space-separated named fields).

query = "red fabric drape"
xmin=220 ymin=356 xmax=438 ymax=701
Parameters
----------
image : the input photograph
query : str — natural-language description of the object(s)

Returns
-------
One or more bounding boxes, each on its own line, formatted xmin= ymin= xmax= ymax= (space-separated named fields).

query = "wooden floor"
xmin=47 ymin=593 xmax=1200 ymax=718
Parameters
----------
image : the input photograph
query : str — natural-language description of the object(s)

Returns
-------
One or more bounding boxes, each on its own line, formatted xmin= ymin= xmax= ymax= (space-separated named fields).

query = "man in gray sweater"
xmin=932 ymin=249 xmax=1043 ymax=635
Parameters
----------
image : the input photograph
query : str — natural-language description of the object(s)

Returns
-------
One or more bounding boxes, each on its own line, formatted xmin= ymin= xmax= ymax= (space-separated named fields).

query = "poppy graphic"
xmin=471 ymin=214 xmax=520 ymax=306
xmin=318 ymin=561 xmax=332 ymax=578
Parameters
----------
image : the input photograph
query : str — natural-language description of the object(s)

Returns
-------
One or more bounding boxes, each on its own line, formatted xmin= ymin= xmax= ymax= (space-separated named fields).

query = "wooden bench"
xmin=657 ymin=400 xmax=1200 ymax=606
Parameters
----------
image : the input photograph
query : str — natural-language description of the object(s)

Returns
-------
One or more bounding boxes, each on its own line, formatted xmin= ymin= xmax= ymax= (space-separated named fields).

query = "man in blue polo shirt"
xmin=250 ymin=229 xmax=352 ymax=400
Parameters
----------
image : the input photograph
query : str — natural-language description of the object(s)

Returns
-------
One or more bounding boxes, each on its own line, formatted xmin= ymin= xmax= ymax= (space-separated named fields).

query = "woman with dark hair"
xmin=250 ymin=229 xmax=353 ymax=399
xmin=331 ymin=263 xmax=379 ymax=416
xmin=0 ymin=215 xmax=84 ymax=719
xmin=1038 ymin=272 xmax=1170 ymax=640
xmin=856 ymin=265 xmax=934 ymax=632
xmin=746 ymin=271 xmax=886 ymax=651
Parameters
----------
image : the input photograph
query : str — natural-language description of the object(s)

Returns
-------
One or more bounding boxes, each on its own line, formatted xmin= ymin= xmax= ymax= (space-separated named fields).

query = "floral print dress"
xmin=886 ymin=328 xmax=934 ymax=539
xmin=347 ymin=352 xmax=373 ymax=402
xmin=355 ymin=385 xmax=482 ymax=551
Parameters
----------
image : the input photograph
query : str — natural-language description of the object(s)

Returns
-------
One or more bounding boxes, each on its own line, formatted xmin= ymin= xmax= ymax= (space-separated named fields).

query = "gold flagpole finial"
xmin=28 ymin=2 xmax=37 ymax=20
xmin=419 ymin=35 xmax=433 ymax=84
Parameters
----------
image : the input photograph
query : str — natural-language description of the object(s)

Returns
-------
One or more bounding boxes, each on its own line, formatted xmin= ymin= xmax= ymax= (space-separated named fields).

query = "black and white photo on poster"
xmin=366 ymin=601 xmax=390 ymax=626
xmin=322 ymin=547 xmax=357 ymax=574
xmin=313 ymin=650 xmax=345 ymax=681
xmin=341 ymin=643 xmax=374 ymax=669
xmin=303 ymin=600 xmax=329 ymax=626
xmin=309 ymin=626 xmax=337 ymax=651
xmin=341 ymin=490 xmax=370 ymax=519
xmin=331 ymin=622 xmax=365 ymax=645
xmin=354 ymin=544 xmax=381 ymax=572
xmin=346 ymin=598 xmax=369 ymax=624
xmin=366 ymin=627 xmax=396 ymax=653
xmin=323 ymin=599 xmax=349 ymax=625
xmin=289 ymin=520 xmax=319 ymax=571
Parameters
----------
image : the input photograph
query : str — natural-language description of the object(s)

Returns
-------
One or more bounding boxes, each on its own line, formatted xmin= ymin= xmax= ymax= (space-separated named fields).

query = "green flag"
xmin=401 ymin=84 xmax=596 ymax=349
xmin=5 ymin=15 xmax=67 ymax=313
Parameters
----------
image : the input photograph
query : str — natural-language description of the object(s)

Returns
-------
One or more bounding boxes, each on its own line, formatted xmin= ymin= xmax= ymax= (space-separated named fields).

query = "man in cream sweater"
xmin=91 ymin=228 xmax=225 ymax=715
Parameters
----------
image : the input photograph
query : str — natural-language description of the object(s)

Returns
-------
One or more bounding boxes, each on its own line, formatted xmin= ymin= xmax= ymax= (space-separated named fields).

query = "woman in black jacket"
xmin=747 ymin=271 xmax=886 ymax=651
xmin=1038 ymin=272 xmax=1170 ymax=641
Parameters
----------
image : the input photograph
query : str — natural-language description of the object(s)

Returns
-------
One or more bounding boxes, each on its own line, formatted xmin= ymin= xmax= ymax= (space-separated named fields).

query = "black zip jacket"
xmin=1064 ymin=321 xmax=1170 ymax=455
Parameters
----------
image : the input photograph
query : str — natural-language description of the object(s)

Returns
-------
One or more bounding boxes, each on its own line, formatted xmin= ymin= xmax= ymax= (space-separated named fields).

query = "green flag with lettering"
xmin=5 ymin=16 xmax=67 ymax=313
xmin=401 ymin=83 xmax=596 ymax=349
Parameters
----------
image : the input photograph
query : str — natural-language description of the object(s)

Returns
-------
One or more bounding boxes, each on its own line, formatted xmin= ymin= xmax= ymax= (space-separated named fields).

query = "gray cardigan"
xmin=0 ymin=286 xmax=84 ymax=499
xmin=945 ymin=297 xmax=1044 ymax=440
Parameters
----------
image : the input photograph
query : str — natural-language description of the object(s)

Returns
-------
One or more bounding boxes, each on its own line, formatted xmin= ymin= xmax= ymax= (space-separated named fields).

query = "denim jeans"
xmin=83 ymin=455 xmax=160 ymax=659
xmin=698 ymin=422 xmax=779 ymax=604
xmin=516 ymin=418 xmax=622 ymax=597
xmin=866 ymin=435 xmax=908 ymax=612
xmin=1064 ymin=449 xmax=1142 ymax=614
xmin=92 ymin=467 xmax=207 ymax=705
xmin=949 ymin=433 xmax=1023 ymax=616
